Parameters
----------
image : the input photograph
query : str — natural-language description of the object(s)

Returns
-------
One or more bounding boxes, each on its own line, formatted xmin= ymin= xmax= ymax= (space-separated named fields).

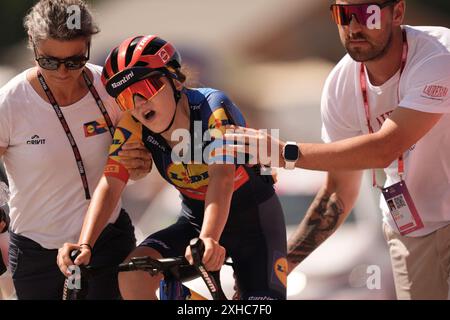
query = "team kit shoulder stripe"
xmin=104 ymin=158 xmax=130 ymax=182
xmin=104 ymin=113 xmax=143 ymax=183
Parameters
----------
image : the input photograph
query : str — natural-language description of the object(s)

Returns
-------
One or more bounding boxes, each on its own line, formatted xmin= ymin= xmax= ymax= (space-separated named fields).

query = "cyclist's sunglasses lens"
xmin=330 ymin=4 xmax=372 ymax=25
xmin=116 ymin=76 xmax=165 ymax=111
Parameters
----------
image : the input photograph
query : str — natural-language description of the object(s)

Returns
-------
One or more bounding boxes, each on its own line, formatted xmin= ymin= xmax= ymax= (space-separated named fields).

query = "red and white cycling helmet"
xmin=101 ymin=35 xmax=182 ymax=111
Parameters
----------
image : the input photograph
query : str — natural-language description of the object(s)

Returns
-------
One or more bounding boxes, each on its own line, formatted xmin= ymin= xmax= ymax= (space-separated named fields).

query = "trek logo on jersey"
xmin=83 ymin=119 xmax=108 ymax=137
xmin=190 ymin=104 xmax=201 ymax=111
xmin=27 ymin=135 xmax=46 ymax=145
xmin=421 ymin=85 xmax=449 ymax=101
xmin=271 ymin=253 xmax=287 ymax=288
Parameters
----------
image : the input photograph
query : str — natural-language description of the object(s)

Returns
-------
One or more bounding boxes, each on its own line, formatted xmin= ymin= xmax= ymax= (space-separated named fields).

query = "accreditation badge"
xmin=382 ymin=181 xmax=424 ymax=236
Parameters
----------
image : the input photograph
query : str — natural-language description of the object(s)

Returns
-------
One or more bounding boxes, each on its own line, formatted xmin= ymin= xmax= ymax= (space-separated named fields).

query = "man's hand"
xmin=118 ymin=142 xmax=152 ymax=180
xmin=222 ymin=125 xmax=286 ymax=167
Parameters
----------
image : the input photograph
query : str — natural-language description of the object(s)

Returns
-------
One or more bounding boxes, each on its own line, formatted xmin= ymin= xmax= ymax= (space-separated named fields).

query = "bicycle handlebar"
xmin=62 ymin=249 xmax=89 ymax=300
xmin=119 ymin=238 xmax=227 ymax=300
xmin=64 ymin=238 xmax=228 ymax=300
xmin=189 ymin=238 xmax=227 ymax=300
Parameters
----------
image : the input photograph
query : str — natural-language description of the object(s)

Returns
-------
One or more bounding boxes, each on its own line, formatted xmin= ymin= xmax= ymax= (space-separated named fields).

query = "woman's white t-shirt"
xmin=0 ymin=63 xmax=123 ymax=249
xmin=321 ymin=26 xmax=450 ymax=237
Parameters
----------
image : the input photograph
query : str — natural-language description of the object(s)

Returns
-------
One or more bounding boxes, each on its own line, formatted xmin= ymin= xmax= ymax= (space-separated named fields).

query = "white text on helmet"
xmin=111 ymin=71 xmax=135 ymax=89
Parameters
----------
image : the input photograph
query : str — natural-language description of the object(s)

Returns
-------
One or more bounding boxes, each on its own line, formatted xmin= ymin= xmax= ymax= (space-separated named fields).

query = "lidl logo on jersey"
xmin=271 ymin=253 xmax=287 ymax=289
xmin=208 ymin=108 xmax=232 ymax=136
xmin=27 ymin=135 xmax=46 ymax=145
xmin=167 ymin=164 xmax=249 ymax=201
xmin=168 ymin=163 xmax=210 ymax=189
xmin=83 ymin=119 xmax=108 ymax=137
xmin=168 ymin=163 xmax=210 ymax=201
xmin=109 ymin=127 xmax=133 ymax=157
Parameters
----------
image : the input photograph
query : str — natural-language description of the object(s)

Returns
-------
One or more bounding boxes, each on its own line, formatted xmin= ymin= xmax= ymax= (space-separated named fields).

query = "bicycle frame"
xmin=159 ymin=278 xmax=207 ymax=300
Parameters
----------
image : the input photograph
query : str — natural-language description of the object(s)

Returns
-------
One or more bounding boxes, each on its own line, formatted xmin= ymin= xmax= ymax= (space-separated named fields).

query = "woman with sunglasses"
xmin=0 ymin=0 xmax=151 ymax=299
xmin=57 ymin=35 xmax=288 ymax=300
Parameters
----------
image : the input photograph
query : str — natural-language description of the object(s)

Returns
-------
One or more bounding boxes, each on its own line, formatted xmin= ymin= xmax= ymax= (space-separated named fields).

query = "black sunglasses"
xmin=33 ymin=43 xmax=90 ymax=70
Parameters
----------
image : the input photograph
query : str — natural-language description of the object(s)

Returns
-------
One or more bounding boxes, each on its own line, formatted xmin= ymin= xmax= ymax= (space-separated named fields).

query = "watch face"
xmin=284 ymin=144 xmax=299 ymax=161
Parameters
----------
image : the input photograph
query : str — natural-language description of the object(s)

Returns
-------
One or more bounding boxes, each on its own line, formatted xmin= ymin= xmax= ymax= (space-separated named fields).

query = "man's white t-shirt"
xmin=0 ymin=63 xmax=123 ymax=249
xmin=321 ymin=26 xmax=450 ymax=237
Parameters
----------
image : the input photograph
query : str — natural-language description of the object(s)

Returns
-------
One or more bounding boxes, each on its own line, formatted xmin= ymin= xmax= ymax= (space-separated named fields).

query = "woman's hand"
xmin=57 ymin=243 xmax=92 ymax=276
xmin=185 ymin=237 xmax=226 ymax=271
xmin=118 ymin=142 xmax=153 ymax=180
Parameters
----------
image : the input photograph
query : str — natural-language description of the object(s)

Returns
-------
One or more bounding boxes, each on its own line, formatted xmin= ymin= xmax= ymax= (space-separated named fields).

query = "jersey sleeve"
xmin=104 ymin=111 xmax=143 ymax=183
xmin=399 ymin=54 xmax=450 ymax=114
xmin=204 ymin=91 xmax=247 ymax=165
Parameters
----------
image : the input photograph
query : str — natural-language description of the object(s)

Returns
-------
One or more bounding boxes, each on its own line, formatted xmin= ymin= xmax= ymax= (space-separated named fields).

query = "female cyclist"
xmin=57 ymin=35 xmax=287 ymax=300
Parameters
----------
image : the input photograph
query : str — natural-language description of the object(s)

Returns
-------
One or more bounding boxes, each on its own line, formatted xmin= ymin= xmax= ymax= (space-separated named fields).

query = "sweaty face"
xmin=336 ymin=0 xmax=395 ymax=62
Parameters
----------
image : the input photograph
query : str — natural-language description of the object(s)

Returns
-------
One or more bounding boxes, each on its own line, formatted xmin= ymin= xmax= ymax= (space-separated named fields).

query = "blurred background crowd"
xmin=1 ymin=0 xmax=449 ymax=299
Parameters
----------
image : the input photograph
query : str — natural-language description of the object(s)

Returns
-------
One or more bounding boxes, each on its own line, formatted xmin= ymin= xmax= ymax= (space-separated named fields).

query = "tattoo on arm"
xmin=287 ymin=188 xmax=345 ymax=266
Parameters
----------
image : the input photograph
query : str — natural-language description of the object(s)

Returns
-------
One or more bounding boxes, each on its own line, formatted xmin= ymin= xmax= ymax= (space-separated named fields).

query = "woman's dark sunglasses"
xmin=33 ymin=43 xmax=90 ymax=70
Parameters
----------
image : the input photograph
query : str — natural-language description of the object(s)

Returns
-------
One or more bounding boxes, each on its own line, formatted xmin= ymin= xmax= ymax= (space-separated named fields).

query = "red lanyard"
xmin=359 ymin=29 xmax=408 ymax=187
xmin=37 ymin=70 xmax=115 ymax=200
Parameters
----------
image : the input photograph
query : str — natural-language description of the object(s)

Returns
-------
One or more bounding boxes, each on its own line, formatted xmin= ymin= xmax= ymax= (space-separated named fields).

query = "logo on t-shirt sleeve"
xmin=421 ymin=85 xmax=449 ymax=101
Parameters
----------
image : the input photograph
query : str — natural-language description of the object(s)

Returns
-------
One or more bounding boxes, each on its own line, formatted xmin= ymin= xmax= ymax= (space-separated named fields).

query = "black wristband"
xmin=79 ymin=243 xmax=93 ymax=252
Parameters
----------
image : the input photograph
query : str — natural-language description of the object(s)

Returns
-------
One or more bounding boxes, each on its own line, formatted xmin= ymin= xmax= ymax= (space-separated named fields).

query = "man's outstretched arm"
xmin=287 ymin=170 xmax=363 ymax=273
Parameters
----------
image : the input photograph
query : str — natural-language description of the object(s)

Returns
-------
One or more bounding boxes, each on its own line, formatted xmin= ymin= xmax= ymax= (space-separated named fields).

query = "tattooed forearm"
xmin=287 ymin=187 xmax=345 ymax=268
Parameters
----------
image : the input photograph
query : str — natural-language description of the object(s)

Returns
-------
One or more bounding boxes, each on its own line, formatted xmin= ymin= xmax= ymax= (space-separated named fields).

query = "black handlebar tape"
xmin=118 ymin=261 xmax=136 ymax=272
xmin=62 ymin=249 xmax=88 ymax=300
xmin=189 ymin=238 xmax=227 ymax=300
xmin=189 ymin=237 xmax=205 ymax=266
xmin=70 ymin=249 xmax=81 ymax=263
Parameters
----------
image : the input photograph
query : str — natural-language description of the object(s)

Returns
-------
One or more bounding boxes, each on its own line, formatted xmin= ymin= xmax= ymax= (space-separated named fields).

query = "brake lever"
xmin=189 ymin=238 xmax=227 ymax=300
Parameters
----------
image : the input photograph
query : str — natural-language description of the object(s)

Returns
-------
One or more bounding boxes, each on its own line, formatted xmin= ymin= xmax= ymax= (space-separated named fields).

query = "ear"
xmin=392 ymin=0 xmax=406 ymax=27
